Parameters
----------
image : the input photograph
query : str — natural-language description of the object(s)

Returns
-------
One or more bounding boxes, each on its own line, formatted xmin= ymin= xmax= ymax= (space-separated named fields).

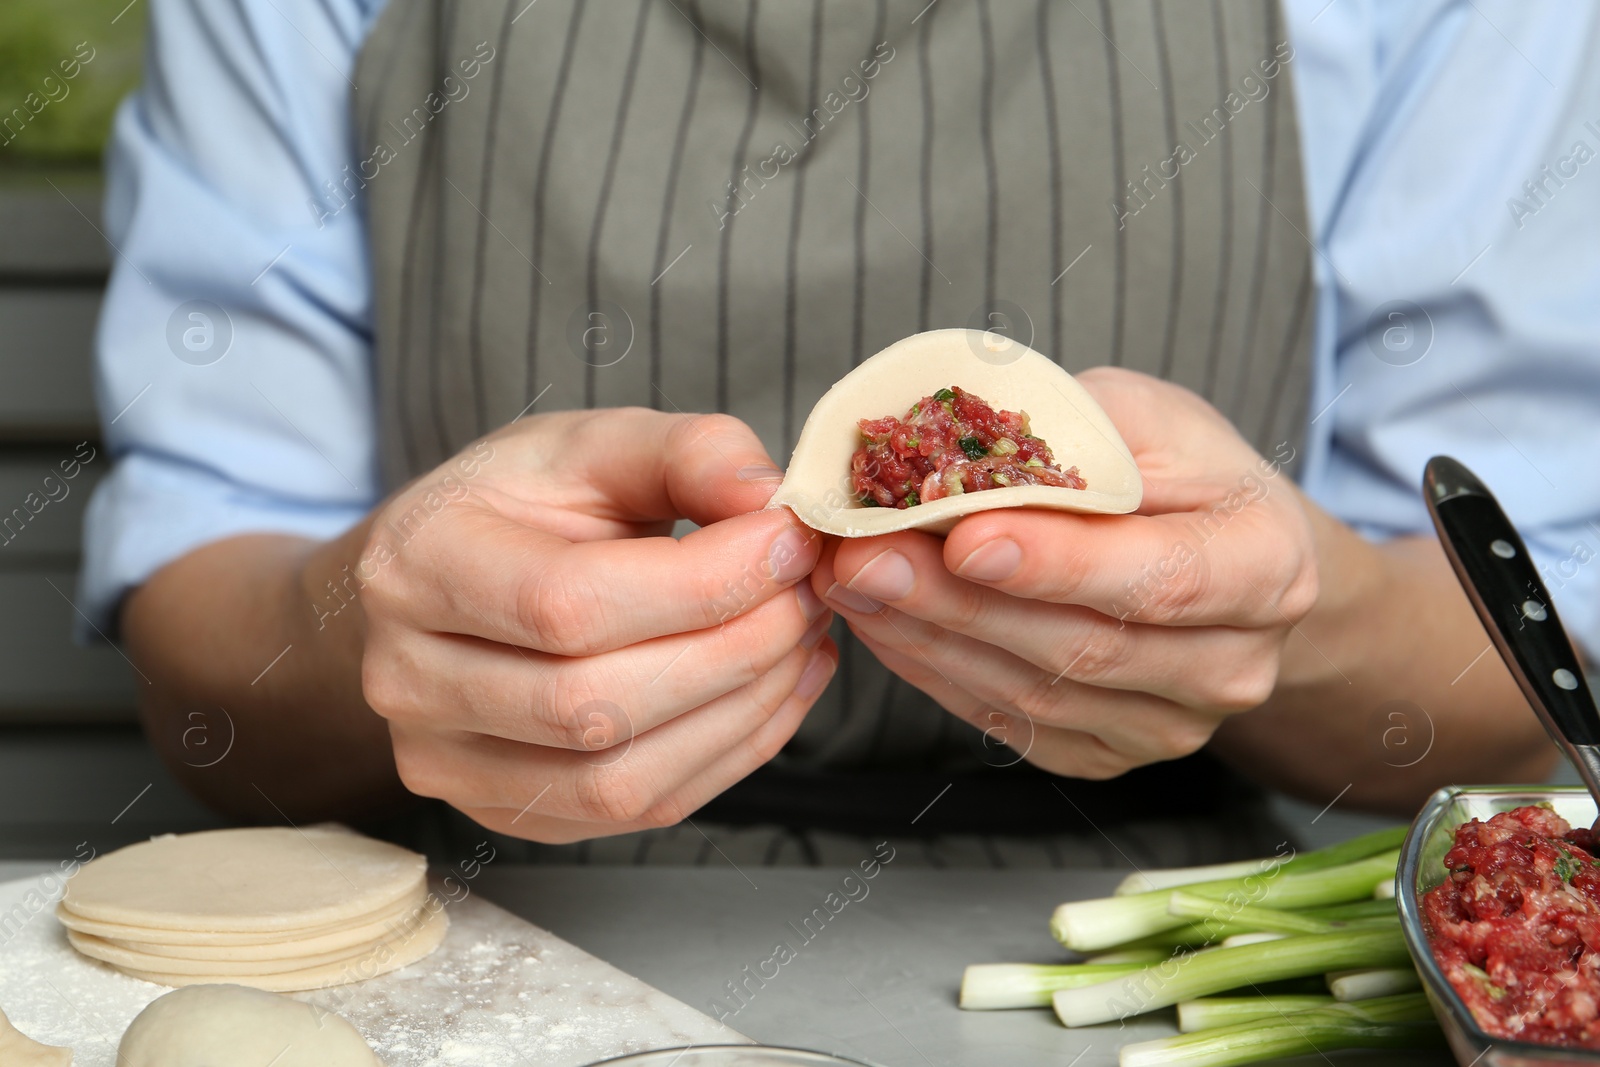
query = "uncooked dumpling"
xmin=771 ymin=329 xmax=1142 ymax=536
xmin=0 ymin=1005 xmax=71 ymax=1065
xmin=117 ymin=984 xmax=380 ymax=1066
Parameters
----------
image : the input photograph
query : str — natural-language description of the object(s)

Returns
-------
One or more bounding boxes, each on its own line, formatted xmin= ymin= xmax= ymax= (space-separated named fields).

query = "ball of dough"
xmin=117 ymin=984 xmax=381 ymax=1066
xmin=0 ymin=1005 xmax=71 ymax=1066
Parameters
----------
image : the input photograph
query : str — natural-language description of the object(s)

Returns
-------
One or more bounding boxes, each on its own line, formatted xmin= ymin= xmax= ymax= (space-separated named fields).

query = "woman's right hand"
xmin=357 ymin=408 xmax=835 ymax=843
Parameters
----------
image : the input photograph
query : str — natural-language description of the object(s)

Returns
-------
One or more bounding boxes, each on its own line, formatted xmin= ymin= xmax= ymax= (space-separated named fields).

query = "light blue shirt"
xmin=83 ymin=0 xmax=1600 ymax=667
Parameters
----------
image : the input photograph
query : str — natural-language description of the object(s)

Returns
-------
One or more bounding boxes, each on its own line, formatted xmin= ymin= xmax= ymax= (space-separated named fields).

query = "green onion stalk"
xmin=1052 ymin=927 xmax=1412 ymax=1027
xmin=1175 ymin=995 xmax=1335 ymax=1032
xmin=1119 ymin=994 xmax=1440 ymax=1067
xmin=1327 ymin=966 xmax=1421 ymax=1001
xmin=1085 ymin=948 xmax=1175 ymax=965
xmin=1166 ymin=893 xmax=1342 ymax=936
xmin=1051 ymin=851 xmax=1401 ymax=953
xmin=1113 ymin=827 xmax=1407 ymax=895
xmin=1167 ymin=893 xmax=1399 ymax=938
xmin=1096 ymin=898 xmax=1398 ymax=956
xmin=1304 ymin=898 xmax=1399 ymax=922
xmin=959 ymin=961 xmax=1154 ymax=1010
xmin=1218 ymin=932 xmax=1289 ymax=948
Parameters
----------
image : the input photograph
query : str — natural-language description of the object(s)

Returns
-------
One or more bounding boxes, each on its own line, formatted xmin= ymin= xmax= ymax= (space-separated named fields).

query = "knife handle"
xmin=1424 ymin=456 xmax=1600 ymax=782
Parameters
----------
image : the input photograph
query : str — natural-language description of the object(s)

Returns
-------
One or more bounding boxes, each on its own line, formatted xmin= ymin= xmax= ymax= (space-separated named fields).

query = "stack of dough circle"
xmin=57 ymin=827 xmax=447 ymax=992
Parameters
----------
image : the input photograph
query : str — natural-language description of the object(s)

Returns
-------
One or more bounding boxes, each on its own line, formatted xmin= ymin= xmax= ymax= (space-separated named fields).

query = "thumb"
xmin=661 ymin=412 xmax=789 ymax=525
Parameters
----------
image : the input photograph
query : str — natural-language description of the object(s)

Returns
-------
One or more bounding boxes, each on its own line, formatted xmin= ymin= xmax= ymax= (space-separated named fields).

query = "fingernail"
xmin=800 ymin=609 xmax=833 ymax=650
xmin=738 ymin=464 xmax=785 ymax=481
xmin=795 ymin=580 xmax=827 ymax=622
xmin=956 ymin=538 xmax=1022 ymax=582
xmin=848 ymin=549 xmax=914 ymax=601
xmin=768 ymin=528 xmax=816 ymax=584
xmin=793 ymin=649 xmax=836 ymax=701
xmin=825 ymin=582 xmax=882 ymax=614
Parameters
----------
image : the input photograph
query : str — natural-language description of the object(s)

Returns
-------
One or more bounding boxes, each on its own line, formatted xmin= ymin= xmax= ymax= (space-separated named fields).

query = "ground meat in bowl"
xmin=1424 ymin=804 xmax=1600 ymax=1049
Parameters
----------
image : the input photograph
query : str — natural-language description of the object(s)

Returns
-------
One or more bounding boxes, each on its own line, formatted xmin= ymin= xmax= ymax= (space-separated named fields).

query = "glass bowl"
xmin=585 ymin=1046 xmax=880 ymax=1067
xmin=1399 ymin=784 xmax=1600 ymax=1067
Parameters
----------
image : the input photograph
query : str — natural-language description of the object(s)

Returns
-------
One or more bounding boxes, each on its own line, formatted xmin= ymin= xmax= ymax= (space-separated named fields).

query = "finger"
xmin=942 ymin=503 xmax=1314 ymax=627
xmin=463 ymin=650 xmax=820 ymax=843
xmin=931 ymin=368 xmax=1316 ymax=626
xmin=1072 ymin=367 xmax=1287 ymax=517
xmin=374 ymin=503 xmax=823 ymax=656
xmin=828 ymin=532 xmax=1281 ymax=710
xmin=366 ymin=586 xmax=833 ymax=746
xmin=439 ymin=640 xmax=833 ymax=843
xmin=390 ymin=639 xmax=837 ymax=821
xmin=849 ymin=630 xmax=1142 ymax=781
xmin=632 ymin=661 xmax=824 ymax=825
xmin=658 ymin=412 xmax=793 ymax=525
xmin=1073 ymin=368 xmax=1253 ymax=461
xmin=548 ymin=409 xmax=790 ymax=527
xmin=844 ymin=611 xmax=1221 ymax=766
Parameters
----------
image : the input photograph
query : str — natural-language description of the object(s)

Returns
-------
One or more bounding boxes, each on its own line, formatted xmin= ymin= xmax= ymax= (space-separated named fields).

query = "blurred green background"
xmin=0 ymin=0 xmax=145 ymax=169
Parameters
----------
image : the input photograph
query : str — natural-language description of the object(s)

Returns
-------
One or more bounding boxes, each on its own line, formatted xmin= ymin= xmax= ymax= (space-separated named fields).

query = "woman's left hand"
xmin=811 ymin=367 xmax=1320 ymax=779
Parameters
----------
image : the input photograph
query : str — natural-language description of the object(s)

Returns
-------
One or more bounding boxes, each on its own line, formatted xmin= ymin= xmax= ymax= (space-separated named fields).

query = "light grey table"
xmin=477 ymin=866 xmax=1448 ymax=1067
xmin=486 ymin=866 xmax=1131 ymax=1067
xmin=0 ymin=860 xmax=1448 ymax=1067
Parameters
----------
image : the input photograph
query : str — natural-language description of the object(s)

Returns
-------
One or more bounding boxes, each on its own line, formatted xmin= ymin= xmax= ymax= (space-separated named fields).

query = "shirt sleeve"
xmin=1287 ymin=0 xmax=1600 ymax=664
xmin=78 ymin=0 xmax=390 ymax=640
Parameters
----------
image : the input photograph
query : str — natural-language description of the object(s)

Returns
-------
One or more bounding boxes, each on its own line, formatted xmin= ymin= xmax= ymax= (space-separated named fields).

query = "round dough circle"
xmin=55 ymin=881 xmax=428 ymax=951
xmin=69 ymin=916 xmax=419 ymax=975
xmin=106 ymin=901 xmax=449 ymax=992
xmin=64 ymin=827 xmax=426 ymax=931
xmin=117 ymin=984 xmax=381 ymax=1067
xmin=0 ymin=1004 xmax=71 ymax=1066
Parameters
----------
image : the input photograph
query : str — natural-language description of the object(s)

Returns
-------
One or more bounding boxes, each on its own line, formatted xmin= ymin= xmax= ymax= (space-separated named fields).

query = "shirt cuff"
xmin=76 ymin=452 xmax=369 ymax=643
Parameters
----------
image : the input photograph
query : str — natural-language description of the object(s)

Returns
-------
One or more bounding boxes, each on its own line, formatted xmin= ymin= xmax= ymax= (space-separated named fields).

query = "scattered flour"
xmin=0 ymin=875 xmax=741 ymax=1066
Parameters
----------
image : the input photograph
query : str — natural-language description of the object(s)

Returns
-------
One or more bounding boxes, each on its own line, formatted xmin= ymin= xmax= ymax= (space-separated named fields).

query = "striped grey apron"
xmin=351 ymin=0 xmax=1314 ymax=867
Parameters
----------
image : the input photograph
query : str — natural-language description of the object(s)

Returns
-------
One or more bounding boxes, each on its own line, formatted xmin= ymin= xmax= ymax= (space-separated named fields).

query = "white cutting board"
xmin=0 ymin=872 xmax=745 ymax=1065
